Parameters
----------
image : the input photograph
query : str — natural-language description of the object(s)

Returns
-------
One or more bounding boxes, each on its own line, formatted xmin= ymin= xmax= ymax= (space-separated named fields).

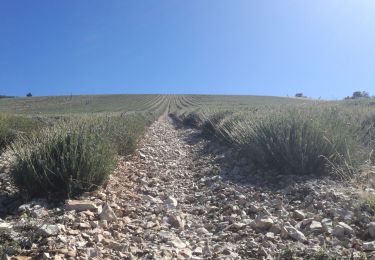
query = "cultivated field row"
xmin=1 ymin=94 xmax=375 ymax=258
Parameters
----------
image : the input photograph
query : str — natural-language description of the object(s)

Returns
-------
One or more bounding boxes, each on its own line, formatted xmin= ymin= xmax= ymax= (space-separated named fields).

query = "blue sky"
xmin=0 ymin=1 xmax=374 ymax=99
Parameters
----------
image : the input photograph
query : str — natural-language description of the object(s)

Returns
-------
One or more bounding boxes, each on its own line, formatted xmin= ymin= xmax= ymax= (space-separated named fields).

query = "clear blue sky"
xmin=0 ymin=1 xmax=374 ymax=99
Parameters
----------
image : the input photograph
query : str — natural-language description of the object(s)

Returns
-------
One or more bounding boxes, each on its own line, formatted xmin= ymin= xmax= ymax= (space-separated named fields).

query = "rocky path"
xmin=1 ymin=116 xmax=375 ymax=259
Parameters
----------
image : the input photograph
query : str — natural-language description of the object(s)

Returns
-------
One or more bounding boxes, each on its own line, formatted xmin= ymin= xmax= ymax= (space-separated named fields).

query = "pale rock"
xmin=144 ymin=195 xmax=162 ymax=204
xmin=87 ymin=248 xmax=103 ymax=258
xmin=99 ymin=203 xmax=117 ymax=222
xmin=193 ymin=247 xmax=203 ymax=255
xmin=78 ymin=222 xmax=91 ymax=229
xmin=203 ymin=243 xmax=212 ymax=256
xmin=139 ymin=152 xmax=146 ymax=159
xmin=301 ymin=218 xmax=313 ymax=226
xmin=168 ymin=237 xmax=186 ymax=249
xmin=30 ymin=208 xmax=48 ymax=218
xmin=249 ymin=204 xmax=260 ymax=213
xmin=255 ymin=216 xmax=274 ymax=230
xmin=179 ymin=248 xmax=192 ymax=258
xmin=265 ymin=232 xmax=275 ymax=240
xmin=53 ymin=255 xmax=63 ymax=260
xmin=18 ymin=204 xmax=32 ymax=213
xmin=321 ymin=218 xmax=333 ymax=233
xmin=38 ymin=224 xmax=60 ymax=236
xmin=286 ymin=226 xmax=307 ymax=242
xmin=145 ymin=221 xmax=156 ymax=229
xmin=332 ymin=222 xmax=354 ymax=240
xmin=65 ymin=200 xmax=97 ymax=212
xmin=231 ymin=222 xmax=246 ymax=230
xmin=100 ymin=220 xmax=108 ymax=228
xmin=164 ymin=196 xmax=178 ymax=209
xmin=364 ymin=241 xmax=375 ymax=251
xmin=196 ymin=227 xmax=210 ymax=235
xmin=0 ymin=222 xmax=12 ymax=234
xmin=9 ymin=256 xmax=32 ymax=260
xmin=309 ymin=221 xmax=323 ymax=232
xmin=369 ymin=222 xmax=375 ymax=238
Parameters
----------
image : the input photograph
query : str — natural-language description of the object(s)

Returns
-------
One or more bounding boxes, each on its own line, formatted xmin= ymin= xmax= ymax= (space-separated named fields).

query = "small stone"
xmin=193 ymin=247 xmax=203 ymax=255
xmin=309 ymin=221 xmax=323 ymax=232
xmin=232 ymin=222 xmax=246 ymax=230
xmin=65 ymin=200 xmax=97 ymax=212
xmin=294 ymin=210 xmax=306 ymax=220
xmin=321 ymin=218 xmax=333 ymax=233
xmin=369 ymin=222 xmax=375 ymax=238
xmin=18 ymin=204 xmax=32 ymax=213
xmin=179 ymin=248 xmax=192 ymax=258
xmin=255 ymin=216 xmax=274 ymax=230
xmin=53 ymin=255 xmax=63 ymax=260
xmin=164 ymin=196 xmax=178 ymax=209
xmin=94 ymin=234 xmax=104 ymax=243
xmin=249 ymin=204 xmax=260 ymax=213
xmin=30 ymin=208 xmax=49 ymax=218
xmin=99 ymin=203 xmax=117 ymax=222
xmin=280 ymin=226 xmax=289 ymax=239
xmin=87 ymin=248 xmax=103 ymax=258
xmin=286 ymin=226 xmax=307 ymax=242
xmin=196 ymin=227 xmax=210 ymax=235
xmin=78 ymin=222 xmax=91 ymax=229
xmin=38 ymin=224 xmax=60 ymax=236
xmin=139 ymin=152 xmax=146 ymax=159
xmin=144 ymin=195 xmax=162 ymax=204
xmin=332 ymin=222 xmax=353 ymax=240
xmin=364 ymin=241 xmax=375 ymax=251
xmin=265 ymin=232 xmax=275 ymax=240
xmin=9 ymin=256 xmax=32 ymax=260
xmin=0 ymin=222 xmax=12 ymax=234
xmin=168 ymin=237 xmax=186 ymax=249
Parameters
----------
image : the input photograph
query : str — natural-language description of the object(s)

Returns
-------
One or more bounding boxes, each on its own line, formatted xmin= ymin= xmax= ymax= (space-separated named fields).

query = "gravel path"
xmin=1 ymin=116 xmax=375 ymax=259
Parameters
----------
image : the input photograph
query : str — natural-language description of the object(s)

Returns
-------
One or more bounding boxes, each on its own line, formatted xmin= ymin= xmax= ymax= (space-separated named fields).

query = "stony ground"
xmin=1 ymin=117 xmax=375 ymax=259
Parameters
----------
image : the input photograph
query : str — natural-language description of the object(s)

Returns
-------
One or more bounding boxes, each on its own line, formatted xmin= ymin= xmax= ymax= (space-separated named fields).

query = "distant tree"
xmin=0 ymin=95 xmax=14 ymax=99
xmin=346 ymin=91 xmax=370 ymax=100
xmin=295 ymin=93 xmax=304 ymax=98
xmin=26 ymin=92 xmax=32 ymax=97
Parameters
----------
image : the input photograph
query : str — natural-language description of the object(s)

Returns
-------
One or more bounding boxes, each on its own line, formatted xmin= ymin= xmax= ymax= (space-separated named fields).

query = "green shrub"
xmin=184 ymin=106 xmax=369 ymax=178
xmin=0 ymin=115 xmax=37 ymax=152
xmin=99 ymin=114 xmax=148 ymax=156
xmin=237 ymin=108 xmax=366 ymax=177
xmin=10 ymin=121 xmax=116 ymax=199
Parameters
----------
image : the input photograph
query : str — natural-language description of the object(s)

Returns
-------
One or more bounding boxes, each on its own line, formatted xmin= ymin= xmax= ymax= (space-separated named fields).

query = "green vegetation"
xmin=0 ymin=94 xmax=167 ymax=115
xmin=0 ymin=114 xmax=41 ymax=153
xmin=0 ymin=94 xmax=169 ymax=199
xmin=10 ymin=120 xmax=117 ymax=199
xmin=2 ymin=93 xmax=375 ymax=199
xmin=170 ymin=96 xmax=375 ymax=178
xmin=359 ymin=191 xmax=375 ymax=216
